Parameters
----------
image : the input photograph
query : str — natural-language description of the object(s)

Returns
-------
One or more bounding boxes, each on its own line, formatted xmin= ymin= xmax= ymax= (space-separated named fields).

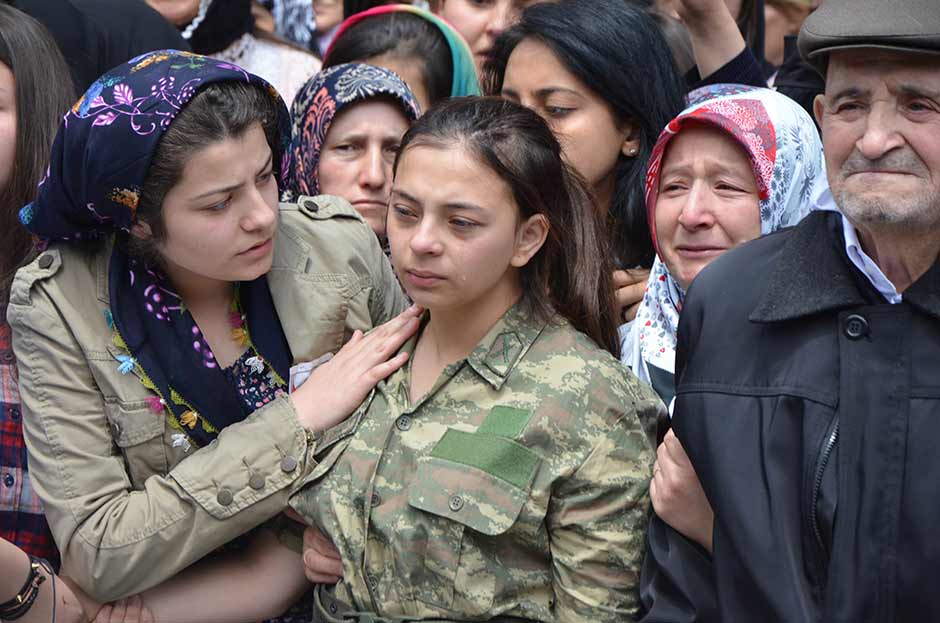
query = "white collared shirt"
xmin=813 ymin=188 xmax=903 ymax=305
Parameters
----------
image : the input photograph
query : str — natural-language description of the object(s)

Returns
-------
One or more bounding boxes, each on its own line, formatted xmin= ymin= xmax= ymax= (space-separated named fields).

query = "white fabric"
xmin=812 ymin=188 xmax=903 ymax=304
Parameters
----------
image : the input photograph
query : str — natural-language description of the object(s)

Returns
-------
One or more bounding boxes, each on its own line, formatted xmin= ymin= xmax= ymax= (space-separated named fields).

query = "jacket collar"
xmin=750 ymin=211 xmax=940 ymax=322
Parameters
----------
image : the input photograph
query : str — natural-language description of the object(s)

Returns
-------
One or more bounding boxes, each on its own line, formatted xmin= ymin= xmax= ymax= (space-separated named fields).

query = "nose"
xmin=484 ymin=2 xmax=516 ymax=37
xmin=241 ymin=186 xmax=277 ymax=232
xmin=855 ymin=100 xmax=906 ymax=161
xmin=409 ymin=218 xmax=444 ymax=256
xmin=359 ymin=145 xmax=388 ymax=191
xmin=676 ymin=182 xmax=716 ymax=231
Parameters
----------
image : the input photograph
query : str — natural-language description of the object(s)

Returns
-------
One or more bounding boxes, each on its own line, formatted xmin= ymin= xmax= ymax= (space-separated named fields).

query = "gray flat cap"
xmin=798 ymin=0 xmax=940 ymax=74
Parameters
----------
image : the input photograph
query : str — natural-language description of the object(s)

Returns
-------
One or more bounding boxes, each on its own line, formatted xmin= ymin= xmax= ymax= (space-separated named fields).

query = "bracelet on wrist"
xmin=0 ymin=556 xmax=54 ymax=621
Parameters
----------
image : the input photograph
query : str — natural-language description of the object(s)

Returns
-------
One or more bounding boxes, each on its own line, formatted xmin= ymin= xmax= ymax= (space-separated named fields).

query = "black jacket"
xmin=641 ymin=211 xmax=940 ymax=622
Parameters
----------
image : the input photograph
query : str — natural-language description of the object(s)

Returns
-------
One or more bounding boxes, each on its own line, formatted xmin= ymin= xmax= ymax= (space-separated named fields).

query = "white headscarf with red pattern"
xmin=622 ymin=85 xmax=827 ymax=404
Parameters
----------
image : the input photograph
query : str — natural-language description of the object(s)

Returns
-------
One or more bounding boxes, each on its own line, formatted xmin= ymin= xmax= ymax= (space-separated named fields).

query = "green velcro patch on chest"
xmin=477 ymin=405 xmax=532 ymax=439
xmin=429 ymin=428 xmax=539 ymax=489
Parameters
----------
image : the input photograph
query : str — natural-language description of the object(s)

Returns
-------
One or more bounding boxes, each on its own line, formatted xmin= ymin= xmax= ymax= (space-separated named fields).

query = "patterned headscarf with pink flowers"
xmin=623 ymin=85 xmax=827 ymax=407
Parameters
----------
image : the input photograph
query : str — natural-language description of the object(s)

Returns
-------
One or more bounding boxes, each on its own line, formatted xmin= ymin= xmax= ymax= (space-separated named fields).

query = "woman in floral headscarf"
xmin=284 ymin=62 xmax=420 ymax=243
xmin=620 ymin=84 xmax=826 ymax=552
xmin=8 ymin=49 xmax=417 ymax=612
xmin=622 ymin=84 xmax=825 ymax=410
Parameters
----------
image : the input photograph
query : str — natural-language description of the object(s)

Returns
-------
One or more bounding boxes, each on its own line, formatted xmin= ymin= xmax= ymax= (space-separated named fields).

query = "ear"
xmin=510 ymin=214 xmax=549 ymax=268
xmin=130 ymin=220 xmax=153 ymax=240
xmin=620 ymin=120 xmax=641 ymax=158
xmin=813 ymin=93 xmax=826 ymax=128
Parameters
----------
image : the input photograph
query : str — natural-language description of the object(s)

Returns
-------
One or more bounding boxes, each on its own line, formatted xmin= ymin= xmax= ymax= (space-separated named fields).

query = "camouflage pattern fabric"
xmin=290 ymin=302 xmax=661 ymax=622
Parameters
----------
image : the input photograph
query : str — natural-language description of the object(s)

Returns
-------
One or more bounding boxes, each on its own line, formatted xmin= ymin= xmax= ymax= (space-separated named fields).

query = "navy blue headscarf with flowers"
xmin=20 ymin=50 xmax=294 ymax=449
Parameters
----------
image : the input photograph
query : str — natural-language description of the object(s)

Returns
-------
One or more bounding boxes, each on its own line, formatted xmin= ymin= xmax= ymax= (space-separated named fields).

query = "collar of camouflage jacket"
xmin=394 ymin=301 xmax=549 ymax=393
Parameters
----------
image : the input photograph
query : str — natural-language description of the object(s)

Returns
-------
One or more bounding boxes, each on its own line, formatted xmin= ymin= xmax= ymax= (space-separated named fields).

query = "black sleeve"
xmin=640 ymin=515 xmax=720 ymax=623
xmin=685 ymin=47 xmax=768 ymax=90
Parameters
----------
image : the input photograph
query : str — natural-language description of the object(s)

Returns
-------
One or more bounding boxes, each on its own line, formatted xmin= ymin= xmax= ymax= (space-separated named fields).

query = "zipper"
xmin=810 ymin=418 xmax=839 ymax=554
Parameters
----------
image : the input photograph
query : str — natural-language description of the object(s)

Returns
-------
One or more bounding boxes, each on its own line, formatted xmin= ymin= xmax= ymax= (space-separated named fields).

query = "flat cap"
xmin=798 ymin=0 xmax=940 ymax=74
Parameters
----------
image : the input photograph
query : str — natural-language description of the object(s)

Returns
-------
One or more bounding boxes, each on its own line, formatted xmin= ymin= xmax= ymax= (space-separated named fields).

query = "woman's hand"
xmin=302 ymin=527 xmax=343 ymax=584
xmin=649 ymin=429 xmax=715 ymax=553
xmin=290 ymin=305 xmax=422 ymax=433
xmin=613 ymin=268 xmax=649 ymax=322
xmin=92 ymin=595 xmax=155 ymax=623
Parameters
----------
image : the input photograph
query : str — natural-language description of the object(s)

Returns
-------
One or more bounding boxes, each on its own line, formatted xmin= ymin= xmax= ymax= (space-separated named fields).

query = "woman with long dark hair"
xmin=8 ymin=51 xmax=417 ymax=621
xmin=110 ymin=97 xmax=661 ymax=622
xmin=484 ymin=0 xmax=687 ymax=317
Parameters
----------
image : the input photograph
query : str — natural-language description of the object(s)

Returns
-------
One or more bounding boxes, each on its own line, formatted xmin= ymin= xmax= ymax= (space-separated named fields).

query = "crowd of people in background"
xmin=1 ymin=0 xmax=939 ymax=621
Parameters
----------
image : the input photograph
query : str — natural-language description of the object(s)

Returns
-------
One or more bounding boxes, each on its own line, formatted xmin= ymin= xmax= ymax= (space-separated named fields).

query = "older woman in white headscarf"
xmin=620 ymin=84 xmax=827 ymax=550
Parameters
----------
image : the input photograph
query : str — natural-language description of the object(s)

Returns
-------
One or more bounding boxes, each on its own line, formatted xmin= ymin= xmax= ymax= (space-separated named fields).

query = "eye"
xmin=834 ymin=101 xmax=864 ymax=114
xmin=450 ymin=218 xmax=479 ymax=229
xmin=660 ymin=182 xmax=686 ymax=194
xmin=257 ymin=169 xmax=274 ymax=185
xmin=205 ymin=197 xmax=231 ymax=212
xmin=906 ymin=100 xmax=937 ymax=114
xmin=393 ymin=204 xmax=417 ymax=220
xmin=333 ymin=143 xmax=359 ymax=154
xmin=544 ymin=106 xmax=575 ymax=118
xmin=715 ymin=182 xmax=745 ymax=193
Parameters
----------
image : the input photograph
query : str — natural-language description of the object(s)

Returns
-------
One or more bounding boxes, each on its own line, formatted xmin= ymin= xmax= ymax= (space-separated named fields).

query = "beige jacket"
xmin=7 ymin=196 xmax=407 ymax=601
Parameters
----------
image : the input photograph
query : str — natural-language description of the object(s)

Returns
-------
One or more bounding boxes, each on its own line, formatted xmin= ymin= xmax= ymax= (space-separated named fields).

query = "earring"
xmin=628 ymin=148 xmax=639 ymax=157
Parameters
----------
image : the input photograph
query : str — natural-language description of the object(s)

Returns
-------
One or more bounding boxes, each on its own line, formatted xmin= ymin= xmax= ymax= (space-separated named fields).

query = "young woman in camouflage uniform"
xmin=182 ymin=97 xmax=660 ymax=622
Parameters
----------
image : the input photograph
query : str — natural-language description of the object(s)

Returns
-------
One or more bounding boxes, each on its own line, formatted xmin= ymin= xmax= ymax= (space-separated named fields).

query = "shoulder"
xmin=528 ymin=319 xmax=662 ymax=433
xmin=7 ymin=242 xmax=103 ymax=318
xmin=274 ymin=195 xmax=391 ymax=291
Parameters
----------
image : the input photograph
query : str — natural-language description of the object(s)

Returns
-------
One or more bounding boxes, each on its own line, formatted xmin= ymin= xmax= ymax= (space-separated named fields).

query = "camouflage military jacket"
xmin=290 ymin=303 xmax=661 ymax=622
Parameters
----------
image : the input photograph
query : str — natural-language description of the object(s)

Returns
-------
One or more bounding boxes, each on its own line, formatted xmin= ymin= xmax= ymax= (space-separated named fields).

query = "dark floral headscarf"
xmin=283 ymin=62 xmax=420 ymax=201
xmin=19 ymin=51 xmax=294 ymax=448
xmin=20 ymin=49 xmax=291 ymax=242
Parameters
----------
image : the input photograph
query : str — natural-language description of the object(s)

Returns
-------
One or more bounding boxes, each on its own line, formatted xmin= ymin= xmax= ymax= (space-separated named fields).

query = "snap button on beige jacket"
xmin=7 ymin=196 xmax=407 ymax=601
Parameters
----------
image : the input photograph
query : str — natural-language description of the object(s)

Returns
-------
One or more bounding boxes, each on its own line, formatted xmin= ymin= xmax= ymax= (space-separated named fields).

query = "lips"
xmin=404 ymin=268 xmax=445 ymax=288
xmin=675 ymin=246 xmax=727 ymax=258
xmin=237 ymin=238 xmax=273 ymax=256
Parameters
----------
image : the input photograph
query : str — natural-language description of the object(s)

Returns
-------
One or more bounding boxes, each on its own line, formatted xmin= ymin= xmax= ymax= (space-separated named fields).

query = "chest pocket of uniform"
xmin=406 ymin=428 xmax=540 ymax=614
xmin=104 ymin=399 xmax=168 ymax=489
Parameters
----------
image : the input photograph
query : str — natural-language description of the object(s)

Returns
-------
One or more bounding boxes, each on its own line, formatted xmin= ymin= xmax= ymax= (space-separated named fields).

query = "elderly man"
xmin=640 ymin=0 xmax=940 ymax=621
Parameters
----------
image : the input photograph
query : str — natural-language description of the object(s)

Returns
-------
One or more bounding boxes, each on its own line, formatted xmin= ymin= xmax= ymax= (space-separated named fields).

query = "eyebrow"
xmin=830 ymin=87 xmax=868 ymax=101
xmin=899 ymin=84 xmax=940 ymax=100
xmin=390 ymin=189 xmax=483 ymax=212
xmin=501 ymin=86 xmax=581 ymax=99
xmin=191 ymin=152 xmax=273 ymax=201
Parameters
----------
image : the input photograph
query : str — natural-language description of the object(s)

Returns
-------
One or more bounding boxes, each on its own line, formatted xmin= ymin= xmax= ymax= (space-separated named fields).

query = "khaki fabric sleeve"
xmin=365 ymin=235 xmax=408 ymax=325
xmin=547 ymin=395 xmax=658 ymax=622
xmin=9 ymin=298 xmax=317 ymax=602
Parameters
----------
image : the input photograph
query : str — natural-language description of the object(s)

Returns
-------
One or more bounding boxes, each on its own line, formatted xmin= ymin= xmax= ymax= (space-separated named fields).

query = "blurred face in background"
xmin=432 ymin=0 xmax=542 ymax=70
xmin=317 ymin=99 xmax=411 ymax=238
xmin=501 ymin=37 xmax=637 ymax=211
xmin=314 ymin=0 xmax=344 ymax=33
xmin=0 ymin=62 xmax=15 ymax=195
xmin=764 ymin=0 xmax=811 ymax=66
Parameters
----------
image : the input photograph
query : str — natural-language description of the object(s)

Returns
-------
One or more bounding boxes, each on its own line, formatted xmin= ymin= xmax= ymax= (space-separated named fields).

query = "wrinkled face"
xmin=501 ymin=37 xmax=635 ymax=203
xmin=314 ymin=0 xmax=344 ymax=33
xmin=388 ymin=143 xmax=540 ymax=313
xmin=0 ymin=62 xmax=15 ymax=196
xmin=317 ymin=99 xmax=410 ymax=239
xmin=654 ymin=125 xmax=761 ymax=290
xmin=815 ymin=50 xmax=940 ymax=231
xmin=143 ymin=123 xmax=279 ymax=286
xmin=434 ymin=0 xmax=541 ymax=70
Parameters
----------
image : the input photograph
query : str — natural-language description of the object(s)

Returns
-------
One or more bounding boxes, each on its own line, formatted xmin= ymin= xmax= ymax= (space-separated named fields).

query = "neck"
xmin=853 ymin=220 xmax=940 ymax=293
xmin=594 ymin=174 xmax=616 ymax=216
xmin=163 ymin=261 xmax=234 ymax=311
xmin=420 ymin=281 xmax=522 ymax=366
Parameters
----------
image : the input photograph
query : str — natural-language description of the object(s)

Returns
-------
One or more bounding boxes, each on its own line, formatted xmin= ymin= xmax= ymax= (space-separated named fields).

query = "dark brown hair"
xmin=394 ymin=97 xmax=621 ymax=357
xmin=0 ymin=4 xmax=75 ymax=307
xmin=134 ymin=81 xmax=281 ymax=258
xmin=483 ymin=0 xmax=686 ymax=269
